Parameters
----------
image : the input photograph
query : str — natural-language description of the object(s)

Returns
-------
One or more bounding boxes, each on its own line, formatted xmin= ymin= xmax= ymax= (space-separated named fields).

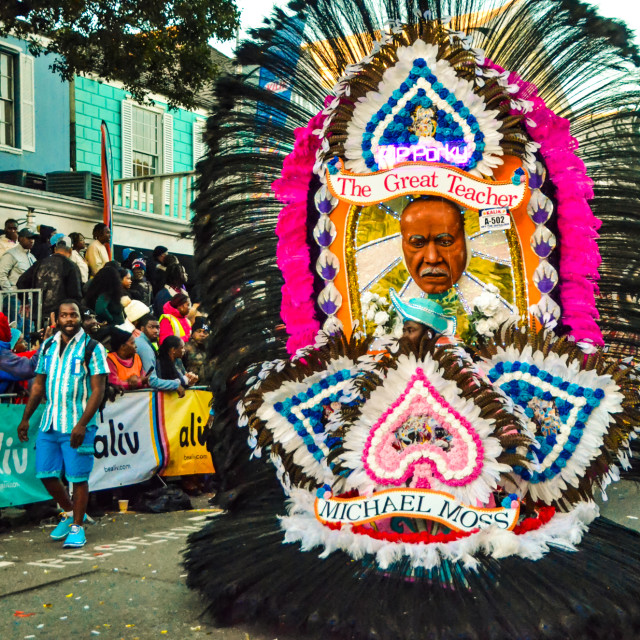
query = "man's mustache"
xmin=420 ymin=267 xmax=449 ymax=277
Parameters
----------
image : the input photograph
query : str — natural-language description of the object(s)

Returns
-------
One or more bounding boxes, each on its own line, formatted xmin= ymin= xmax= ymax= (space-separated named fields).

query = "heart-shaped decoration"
xmin=340 ymin=351 xmax=522 ymax=505
xmin=362 ymin=368 xmax=484 ymax=489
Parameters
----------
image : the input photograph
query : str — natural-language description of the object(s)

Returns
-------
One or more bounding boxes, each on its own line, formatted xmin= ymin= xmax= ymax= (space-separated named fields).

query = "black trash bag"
xmin=131 ymin=485 xmax=192 ymax=513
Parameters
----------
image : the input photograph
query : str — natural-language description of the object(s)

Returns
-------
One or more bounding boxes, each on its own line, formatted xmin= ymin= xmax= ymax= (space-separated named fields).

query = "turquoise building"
xmin=73 ymin=75 xmax=207 ymax=180
xmin=0 ymin=35 xmax=71 ymax=176
xmin=0 ymin=36 xmax=226 ymax=262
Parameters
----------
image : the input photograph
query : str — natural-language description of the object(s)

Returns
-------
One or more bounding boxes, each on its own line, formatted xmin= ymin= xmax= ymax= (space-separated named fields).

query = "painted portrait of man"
xmin=400 ymin=196 xmax=467 ymax=294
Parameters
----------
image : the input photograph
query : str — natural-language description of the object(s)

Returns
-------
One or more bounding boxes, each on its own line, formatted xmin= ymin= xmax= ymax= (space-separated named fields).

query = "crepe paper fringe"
xmin=482 ymin=59 xmax=603 ymax=347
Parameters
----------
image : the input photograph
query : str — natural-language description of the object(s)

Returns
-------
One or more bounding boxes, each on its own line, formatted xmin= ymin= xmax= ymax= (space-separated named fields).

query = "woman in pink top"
xmin=158 ymin=293 xmax=192 ymax=346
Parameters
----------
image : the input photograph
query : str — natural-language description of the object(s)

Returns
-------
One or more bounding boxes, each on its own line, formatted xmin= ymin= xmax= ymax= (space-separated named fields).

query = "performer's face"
xmin=402 ymin=320 xmax=428 ymax=348
xmin=400 ymin=199 xmax=467 ymax=294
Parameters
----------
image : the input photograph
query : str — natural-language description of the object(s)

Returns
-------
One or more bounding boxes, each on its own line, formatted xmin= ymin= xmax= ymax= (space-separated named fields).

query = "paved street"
xmin=1 ymin=482 xmax=639 ymax=640
xmin=0 ymin=496 xmax=271 ymax=640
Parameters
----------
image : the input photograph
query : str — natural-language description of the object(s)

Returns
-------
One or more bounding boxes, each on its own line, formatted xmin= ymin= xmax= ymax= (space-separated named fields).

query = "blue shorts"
xmin=35 ymin=427 xmax=97 ymax=483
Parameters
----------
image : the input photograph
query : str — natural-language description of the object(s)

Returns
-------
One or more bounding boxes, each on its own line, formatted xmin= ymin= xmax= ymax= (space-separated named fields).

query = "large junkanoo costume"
xmin=185 ymin=1 xmax=640 ymax=637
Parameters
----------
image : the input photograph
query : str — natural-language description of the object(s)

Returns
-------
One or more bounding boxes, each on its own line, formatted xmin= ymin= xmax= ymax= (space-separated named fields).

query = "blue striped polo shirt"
xmin=36 ymin=328 xmax=109 ymax=434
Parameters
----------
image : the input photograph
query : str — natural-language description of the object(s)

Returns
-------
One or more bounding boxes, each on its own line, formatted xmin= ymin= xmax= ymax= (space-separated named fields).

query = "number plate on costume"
xmin=479 ymin=207 xmax=511 ymax=231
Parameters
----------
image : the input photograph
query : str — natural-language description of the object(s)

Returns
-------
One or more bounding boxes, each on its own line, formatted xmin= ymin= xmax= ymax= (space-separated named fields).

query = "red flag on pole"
xmin=100 ymin=121 xmax=114 ymax=259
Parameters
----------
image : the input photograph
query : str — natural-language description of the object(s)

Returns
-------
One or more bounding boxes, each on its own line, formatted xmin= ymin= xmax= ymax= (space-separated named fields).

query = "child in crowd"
xmin=11 ymin=328 xmax=33 ymax=356
xmin=0 ymin=314 xmax=38 ymax=393
xmin=9 ymin=328 xmax=39 ymax=399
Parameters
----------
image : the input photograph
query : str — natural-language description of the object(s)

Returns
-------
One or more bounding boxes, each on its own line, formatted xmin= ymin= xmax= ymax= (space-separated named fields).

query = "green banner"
xmin=0 ymin=404 xmax=50 ymax=508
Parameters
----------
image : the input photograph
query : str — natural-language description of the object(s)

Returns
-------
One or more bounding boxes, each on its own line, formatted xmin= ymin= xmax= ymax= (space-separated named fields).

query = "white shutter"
xmin=192 ymin=118 xmax=206 ymax=168
xmin=162 ymin=111 xmax=174 ymax=204
xmin=19 ymin=54 xmax=35 ymax=152
xmin=162 ymin=112 xmax=173 ymax=174
xmin=121 ymin=100 xmax=133 ymax=178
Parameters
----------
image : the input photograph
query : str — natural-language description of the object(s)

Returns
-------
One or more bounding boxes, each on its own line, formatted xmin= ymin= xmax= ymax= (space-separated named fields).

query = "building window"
xmin=121 ymin=100 xmax=172 ymax=179
xmin=0 ymin=51 xmax=15 ymax=147
xmin=131 ymin=105 xmax=161 ymax=176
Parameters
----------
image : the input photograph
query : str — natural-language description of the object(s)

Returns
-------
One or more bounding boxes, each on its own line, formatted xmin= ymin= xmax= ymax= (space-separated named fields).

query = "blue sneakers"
xmin=50 ymin=514 xmax=73 ymax=540
xmin=50 ymin=513 xmax=90 ymax=541
xmin=63 ymin=525 xmax=87 ymax=548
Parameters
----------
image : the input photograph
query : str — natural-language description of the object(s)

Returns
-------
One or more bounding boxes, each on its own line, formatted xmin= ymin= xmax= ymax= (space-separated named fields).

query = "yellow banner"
xmin=159 ymin=389 xmax=214 ymax=476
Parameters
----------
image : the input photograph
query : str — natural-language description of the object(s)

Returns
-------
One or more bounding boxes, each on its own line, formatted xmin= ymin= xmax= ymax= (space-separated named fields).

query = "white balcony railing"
xmin=113 ymin=171 xmax=196 ymax=221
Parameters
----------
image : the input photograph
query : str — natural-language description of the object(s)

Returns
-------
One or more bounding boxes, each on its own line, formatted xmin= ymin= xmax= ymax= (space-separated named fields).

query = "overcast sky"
xmin=212 ymin=0 xmax=640 ymax=56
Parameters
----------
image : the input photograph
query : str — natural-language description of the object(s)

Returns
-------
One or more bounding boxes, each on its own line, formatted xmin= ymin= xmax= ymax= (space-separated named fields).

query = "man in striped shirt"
xmin=17 ymin=300 xmax=108 ymax=548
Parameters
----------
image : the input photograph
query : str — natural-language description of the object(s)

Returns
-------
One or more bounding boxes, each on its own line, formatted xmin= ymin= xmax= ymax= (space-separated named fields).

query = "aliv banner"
xmin=89 ymin=391 xmax=161 ymax=491
xmin=157 ymin=389 xmax=214 ymax=477
xmin=0 ymin=404 xmax=50 ymax=507
xmin=0 ymin=389 xmax=214 ymax=508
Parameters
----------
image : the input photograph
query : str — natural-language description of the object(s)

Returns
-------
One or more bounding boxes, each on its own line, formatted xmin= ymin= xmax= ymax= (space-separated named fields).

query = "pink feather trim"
xmin=272 ymin=111 xmax=327 ymax=354
xmin=484 ymin=59 xmax=603 ymax=346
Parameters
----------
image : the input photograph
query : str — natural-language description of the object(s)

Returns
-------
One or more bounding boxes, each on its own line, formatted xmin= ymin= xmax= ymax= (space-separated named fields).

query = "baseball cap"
xmin=192 ymin=316 xmax=210 ymax=332
xmin=18 ymin=228 xmax=37 ymax=239
xmin=51 ymin=233 xmax=72 ymax=248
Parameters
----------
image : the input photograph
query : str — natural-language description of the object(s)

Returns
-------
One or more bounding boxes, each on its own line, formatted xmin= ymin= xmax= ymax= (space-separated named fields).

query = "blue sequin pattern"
xmin=362 ymin=58 xmax=484 ymax=172
xmin=488 ymin=361 xmax=605 ymax=484
xmin=272 ymin=369 xmax=359 ymax=466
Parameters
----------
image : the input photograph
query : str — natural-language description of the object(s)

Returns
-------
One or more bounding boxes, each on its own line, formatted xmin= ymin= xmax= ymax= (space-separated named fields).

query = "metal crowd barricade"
xmin=0 ymin=289 xmax=43 ymax=337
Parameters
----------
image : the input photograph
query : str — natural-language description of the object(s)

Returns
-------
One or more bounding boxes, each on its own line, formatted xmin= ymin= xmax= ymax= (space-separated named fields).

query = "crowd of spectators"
xmin=0 ymin=218 xmax=210 ymax=399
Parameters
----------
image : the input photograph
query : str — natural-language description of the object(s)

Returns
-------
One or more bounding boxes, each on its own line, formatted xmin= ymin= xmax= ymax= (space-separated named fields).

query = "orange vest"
xmin=107 ymin=353 xmax=144 ymax=382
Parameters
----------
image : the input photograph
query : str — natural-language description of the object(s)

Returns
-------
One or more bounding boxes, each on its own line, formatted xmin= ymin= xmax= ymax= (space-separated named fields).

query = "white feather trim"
xmin=280 ymin=489 xmax=599 ymax=570
xmin=255 ymin=356 xmax=367 ymax=488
